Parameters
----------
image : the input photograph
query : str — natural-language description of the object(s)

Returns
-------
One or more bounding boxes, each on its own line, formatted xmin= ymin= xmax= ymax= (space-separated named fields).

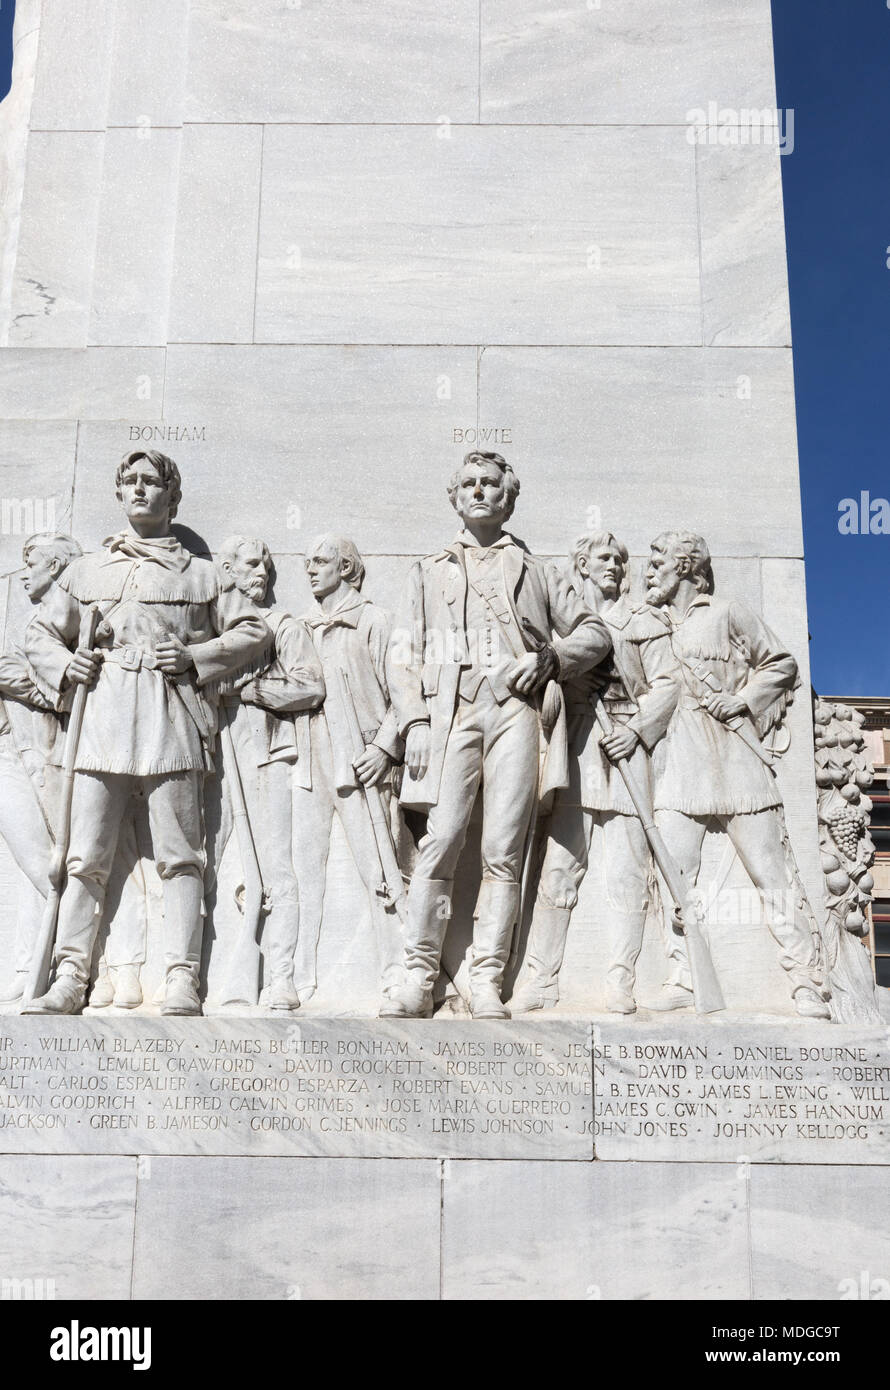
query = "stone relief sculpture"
xmin=0 ymin=533 xmax=71 ymax=1001
xmin=509 ymin=531 xmax=679 ymax=1016
xmin=20 ymin=450 xmax=269 ymax=1017
xmin=206 ymin=535 xmax=325 ymax=1013
xmin=643 ymin=531 xmax=831 ymax=1020
xmin=0 ymin=532 xmax=149 ymax=1009
xmin=813 ymin=698 xmax=882 ymax=1023
xmin=382 ymin=451 xmax=611 ymax=1020
xmin=0 ymin=450 xmax=880 ymax=1024
xmin=293 ymin=535 xmax=405 ymax=1004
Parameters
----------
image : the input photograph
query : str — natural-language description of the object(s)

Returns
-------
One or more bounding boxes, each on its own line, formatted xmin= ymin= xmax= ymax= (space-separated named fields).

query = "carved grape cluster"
xmin=827 ymin=805 xmax=865 ymax=861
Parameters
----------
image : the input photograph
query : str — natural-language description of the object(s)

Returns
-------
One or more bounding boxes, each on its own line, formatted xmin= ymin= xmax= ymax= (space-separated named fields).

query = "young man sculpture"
xmin=510 ymin=531 xmax=679 ymax=1015
xmin=294 ymin=534 xmax=405 ymax=1003
xmin=23 ymin=451 xmax=269 ymax=1016
xmin=383 ymin=451 xmax=611 ymax=1020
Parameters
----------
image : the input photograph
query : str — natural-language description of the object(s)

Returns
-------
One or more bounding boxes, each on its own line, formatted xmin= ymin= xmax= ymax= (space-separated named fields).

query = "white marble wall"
xmin=0 ymin=0 xmax=817 ymax=1018
xmin=1 ymin=1155 xmax=886 ymax=1300
xmin=0 ymin=0 xmax=877 ymax=1307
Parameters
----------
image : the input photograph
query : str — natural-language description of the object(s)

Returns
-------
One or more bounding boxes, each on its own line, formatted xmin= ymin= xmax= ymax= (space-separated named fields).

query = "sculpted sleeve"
xmin=250 ymin=615 xmax=325 ymax=713
xmin=191 ymin=576 xmax=272 ymax=688
xmin=0 ymin=652 xmax=54 ymax=710
xmin=729 ymin=601 xmax=799 ymax=720
xmin=386 ymin=560 xmax=430 ymax=738
xmin=363 ymin=605 xmax=403 ymax=760
xmin=625 ymin=623 xmax=681 ymax=751
xmin=24 ymin=583 xmax=82 ymax=698
xmin=544 ymin=562 xmax=612 ymax=682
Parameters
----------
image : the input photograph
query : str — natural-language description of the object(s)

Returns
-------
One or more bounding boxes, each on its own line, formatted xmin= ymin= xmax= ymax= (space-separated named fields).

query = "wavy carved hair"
xmin=567 ymin=530 xmax=630 ymax=595
xmin=22 ymin=532 xmax=83 ymax=573
xmin=115 ymin=449 xmax=182 ymax=520
xmin=657 ymin=530 xmax=714 ymax=594
xmin=447 ymin=451 xmax=521 ymax=521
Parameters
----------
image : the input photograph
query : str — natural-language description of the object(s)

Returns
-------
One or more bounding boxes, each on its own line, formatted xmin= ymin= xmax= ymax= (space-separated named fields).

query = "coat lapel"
xmin=439 ymin=547 xmax=467 ymax=614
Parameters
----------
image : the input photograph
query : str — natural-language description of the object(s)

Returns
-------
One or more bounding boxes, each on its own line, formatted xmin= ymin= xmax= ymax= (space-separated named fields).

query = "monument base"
xmin=1 ymin=1012 xmax=888 ymax=1300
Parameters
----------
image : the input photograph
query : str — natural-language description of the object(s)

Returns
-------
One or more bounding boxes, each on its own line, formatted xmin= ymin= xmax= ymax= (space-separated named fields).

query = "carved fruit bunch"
xmin=814 ymin=699 xmax=875 ymax=938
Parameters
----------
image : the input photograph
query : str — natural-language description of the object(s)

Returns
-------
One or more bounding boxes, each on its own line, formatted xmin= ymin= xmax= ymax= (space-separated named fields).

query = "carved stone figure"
xmin=1 ymin=533 xmax=149 ymax=1009
xmin=383 ymin=451 xmax=612 ymax=1019
xmin=510 ymin=531 xmax=679 ymax=1015
xmin=0 ymin=533 xmax=68 ymax=1000
xmin=644 ymin=531 xmax=831 ymax=1020
xmin=293 ymin=534 xmax=405 ymax=1001
xmin=813 ymin=698 xmax=881 ymax=1023
xmin=21 ymin=451 xmax=269 ymax=1016
xmin=209 ymin=535 xmax=325 ymax=1011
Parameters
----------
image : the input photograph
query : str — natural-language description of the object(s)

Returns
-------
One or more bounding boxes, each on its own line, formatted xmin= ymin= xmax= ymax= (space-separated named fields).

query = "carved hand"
xmin=156 ymin=635 xmax=195 ymax=676
xmin=65 ymin=647 xmax=101 ymax=688
xmin=601 ymin=726 xmax=640 ymax=762
xmin=353 ymin=744 xmax=391 ymax=787
xmin=702 ymin=692 xmax=747 ymax=722
xmin=238 ymin=678 xmax=259 ymax=705
xmin=507 ymin=647 xmax=558 ymax=695
xmin=405 ymin=723 xmax=431 ymax=780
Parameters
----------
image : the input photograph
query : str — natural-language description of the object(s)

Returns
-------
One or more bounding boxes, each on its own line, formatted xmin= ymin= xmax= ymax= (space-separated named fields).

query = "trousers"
xmin=655 ymin=807 xmax=823 ymax=996
xmin=414 ymin=684 xmax=540 ymax=883
xmin=292 ymin=715 xmax=403 ymax=997
xmin=55 ymin=770 xmax=204 ymax=984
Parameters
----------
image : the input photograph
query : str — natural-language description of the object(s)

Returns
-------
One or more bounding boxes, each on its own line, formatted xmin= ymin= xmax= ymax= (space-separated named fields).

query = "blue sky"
xmin=0 ymin=3 xmax=886 ymax=695
xmin=771 ymin=0 xmax=890 ymax=695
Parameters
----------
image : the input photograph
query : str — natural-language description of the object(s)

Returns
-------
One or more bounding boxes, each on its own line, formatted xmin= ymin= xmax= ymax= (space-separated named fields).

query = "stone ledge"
xmin=0 ymin=1015 xmax=888 ymax=1164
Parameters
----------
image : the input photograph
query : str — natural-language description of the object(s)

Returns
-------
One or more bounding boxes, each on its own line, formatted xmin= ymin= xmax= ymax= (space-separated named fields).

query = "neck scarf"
xmin=103 ymin=531 xmax=191 ymax=574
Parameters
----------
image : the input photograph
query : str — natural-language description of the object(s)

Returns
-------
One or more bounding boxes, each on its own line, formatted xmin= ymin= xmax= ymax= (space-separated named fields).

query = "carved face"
xmin=118 ymin=458 xmax=171 ymax=527
xmin=645 ymin=539 xmax=683 ymax=605
xmin=305 ymin=537 xmax=343 ymax=600
xmin=228 ymin=539 xmax=270 ymax=602
xmin=578 ymin=543 xmax=623 ymax=599
xmin=453 ymin=461 xmax=509 ymax=528
xmin=22 ymin=547 xmax=59 ymax=603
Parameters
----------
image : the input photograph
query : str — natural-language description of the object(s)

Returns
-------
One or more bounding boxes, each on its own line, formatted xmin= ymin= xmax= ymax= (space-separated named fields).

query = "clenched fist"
xmin=65 ymin=647 xmax=101 ymax=688
xmin=156 ymin=635 xmax=194 ymax=676
xmin=702 ymin=692 xmax=747 ymax=722
xmin=353 ymin=744 xmax=391 ymax=787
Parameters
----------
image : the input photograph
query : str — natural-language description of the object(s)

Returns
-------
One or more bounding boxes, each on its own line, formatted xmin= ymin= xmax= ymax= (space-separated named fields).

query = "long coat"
xmin=563 ymin=593 xmax=680 ymax=815
xmin=387 ymin=532 xmax=611 ymax=811
xmin=652 ymin=594 xmax=798 ymax=816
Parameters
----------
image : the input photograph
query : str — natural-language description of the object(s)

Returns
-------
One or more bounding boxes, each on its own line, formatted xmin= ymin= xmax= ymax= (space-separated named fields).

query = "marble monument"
xmin=0 ymin=0 xmax=887 ymax=1302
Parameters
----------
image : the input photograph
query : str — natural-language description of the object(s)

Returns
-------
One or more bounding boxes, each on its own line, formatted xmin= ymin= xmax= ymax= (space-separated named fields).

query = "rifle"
xmin=508 ymin=618 xmax=564 ymax=967
xmin=218 ymin=703 xmax=265 ymax=1008
xmin=22 ymin=603 xmax=101 ymax=1005
xmin=593 ymin=697 xmax=726 ymax=1015
xmin=329 ymin=667 xmax=406 ymax=922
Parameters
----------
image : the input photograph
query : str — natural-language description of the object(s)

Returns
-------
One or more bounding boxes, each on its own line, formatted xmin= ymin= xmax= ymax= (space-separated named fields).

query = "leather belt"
xmin=101 ymin=645 xmax=160 ymax=672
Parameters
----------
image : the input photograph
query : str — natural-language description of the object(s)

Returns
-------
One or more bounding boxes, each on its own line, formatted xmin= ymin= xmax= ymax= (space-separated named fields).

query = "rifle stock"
xmin=331 ymin=668 xmax=407 ymax=922
xmin=218 ymin=706 xmax=263 ymax=1008
xmin=592 ymin=699 xmax=725 ymax=1014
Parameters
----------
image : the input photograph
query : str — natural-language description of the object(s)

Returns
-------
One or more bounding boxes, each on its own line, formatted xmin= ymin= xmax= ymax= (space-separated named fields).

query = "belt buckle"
xmin=119 ymin=645 xmax=142 ymax=671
